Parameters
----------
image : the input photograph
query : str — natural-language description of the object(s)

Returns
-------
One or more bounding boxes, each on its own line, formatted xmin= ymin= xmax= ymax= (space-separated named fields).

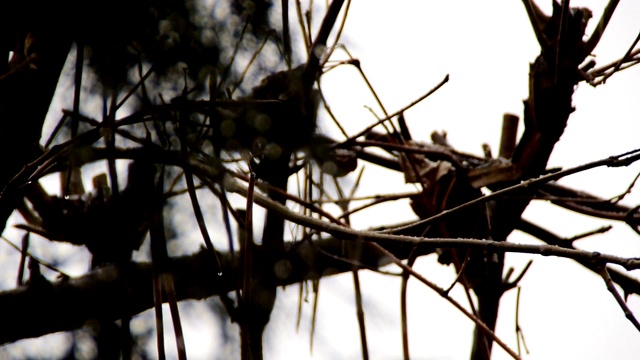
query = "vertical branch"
xmin=520 ymin=0 xmax=550 ymax=48
xmin=334 ymin=171 xmax=369 ymax=360
xmin=63 ymin=40 xmax=84 ymax=198
xmin=485 ymin=3 xmax=595 ymax=359
xmin=515 ymin=287 xmax=529 ymax=356
xmin=0 ymin=7 xmax=73 ymax=236
xmin=554 ymin=0 xmax=571 ymax=84
xmin=152 ymin=272 xmax=166 ymax=360
xmin=322 ymin=0 xmax=352 ymax=64
xmin=165 ymin=276 xmax=187 ymax=360
xmin=599 ymin=266 xmax=640 ymax=331
xmin=282 ymin=0 xmax=292 ymax=68
xmin=232 ymin=2 xmax=345 ymax=354
xmin=150 ymin=168 xmax=167 ymax=360
xmin=310 ymin=279 xmax=320 ymax=353
xmin=0 ymin=3 xmax=74 ymax=233
xmin=241 ymin=172 xmax=256 ymax=360
xmin=216 ymin=15 xmax=251 ymax=96
xmin=351 ymin=266 xmax=369 ymax=360
xmin=231 ymin=31 xmax=275 ymax=96
xmin=401 ymin=249 xmax=418 ymax=360
xmin=16 ymin=232 xmax=30 ymax=286
xmin=247 ymin=155 xmax=289 ymax=360
xmin=150 ymin=166 xmax=187 ymax=360
xmin=584 ymin=0 xmax=620 ymax=56
xmin=303 ymin=0 xmax=345 ymax=87
xmin=71 ymin=41 xmax=83 ymax=138
xmin=295 ymin=0 xmax=311 ymax=51
xmin=105 ymin=95 xmax=119 ymax=196
xmin=499 ymin=114 xmax=519 ymax=159
xmin=177 ymin=97 xmax=222 ymax=274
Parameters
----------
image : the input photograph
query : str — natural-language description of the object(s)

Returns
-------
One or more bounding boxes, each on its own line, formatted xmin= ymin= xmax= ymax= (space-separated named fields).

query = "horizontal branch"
xmin=517 ymin=219 xmax=640 ymax=296
xmin=223 ymin=174 xmax=640 ymax=271
xmin=0 ymin=250 xmax=231 ymax=344
xmin=4 ymin=149 xmax=640 ymax=344
xmin=0 ymin=233 xmax=424 ymax=345
xmin=3 ymin=203 xmax=638 ymax=345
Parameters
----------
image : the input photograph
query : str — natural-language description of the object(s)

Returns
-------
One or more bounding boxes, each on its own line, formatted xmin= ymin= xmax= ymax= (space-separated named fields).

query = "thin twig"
xmin=609 ymin=170 xmax=640 ymax=204
xmin=307 ymin=239 xmax=401 ymax=276
xmin=115 ymin=65 xmax=155 ymax=111
xmin=588 ymin=48 xmax=640 ymax=80
xmin=503 ymin=260 xmax=533 ymax=292
xmin=241 ymin=172 xmax=255 ymax=359
xmin=150 ymin=166 xmax=168 ymax=360
xmin=520 ymin=0 xmax=550 ymax=48
xmin=231 ymin=171 xmax=347 ymax=226
xmin=370 ymin=242 xmax=522 ymax=360
xmin=223 ymin=174 xmax=640 ymax=270
xmin=518 ymin=219 xmax=640 ymax=296
xmin=515 ymin=287 xmax=529 ymax=356
xmin=1 ymin=235 xmax=69 ymax=278
xmin=164 ymin=275 xmax=187 ymax=360
xmin=346 ymin=74 xmax=449 ymax=142
xmin=565 ymin=225 xmax=612 ymax=242
xmin=178 ymin=118 xmax=222 ymax=274
xmin=295 ymin=1 xmax=311 ymax=51
xmin=230 ymin=30 xmax=275 ymax=95
xmin=352 ymin=268 xmax=369 ymax=360
xmin=216 ymin=15 xmax=251 ymax=95
xmin=105 ymin=95 xmax=120 ymax=196
xmin=401 ymin=248 xmax=418 ymax=360
xmin=43 ymin=112 xmax=70 ymax=149
xmin=282 ymin=0 xmax=292 ymax=68
xmin=334 ymin=170 xmax=369 ymax=360
xmin=321 ymin=0 xmax=352 ymax=67
xmin=303 ymin=0 xmax=345 ymax=85
xmin=599 ymin=266 xmax=640 ymax=332
xmin=319 ymin=193 xmax=417 ymax=208
xmin=296 ymin=281 xmax=304 ymax=331
xmin=381 ymin=148 xmax=640 ymax=234
xmin=17 ymin=232 xmax=29 ymax=286
xmin=584 ymin=0 xmax=621 ymax=56
xmin=310 ymin=279 xmax=320 ymax=353
xmin=317 ymin=86 xmax=348 ymax=138
xmin=152 ymin=272 xmax=166 ymax=360
xmin=444 ymin=253 xmax=470 ymax=294
xmin=590 ymin=26 xmax=640 ymax=86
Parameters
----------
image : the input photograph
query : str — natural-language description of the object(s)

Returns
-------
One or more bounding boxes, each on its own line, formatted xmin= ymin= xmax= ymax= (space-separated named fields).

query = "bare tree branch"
xmin=584 ymin=0 xmax=620 ymax=56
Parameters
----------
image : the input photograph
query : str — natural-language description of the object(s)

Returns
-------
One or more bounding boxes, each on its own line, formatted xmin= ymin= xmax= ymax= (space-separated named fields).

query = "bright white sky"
xmin=3 ymin=1 xmax=640 ymax=359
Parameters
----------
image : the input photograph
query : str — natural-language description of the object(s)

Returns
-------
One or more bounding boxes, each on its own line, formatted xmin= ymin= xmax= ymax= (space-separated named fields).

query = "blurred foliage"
xmin=3 ymin=0 xmax=286 ymax=357
xmin=76 ymin=0 xmax=281 ymax=96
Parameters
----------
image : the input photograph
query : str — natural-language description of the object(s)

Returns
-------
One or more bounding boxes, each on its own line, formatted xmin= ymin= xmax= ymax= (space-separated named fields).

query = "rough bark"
xmin=472 ymin=3 xmax=594 ymax=359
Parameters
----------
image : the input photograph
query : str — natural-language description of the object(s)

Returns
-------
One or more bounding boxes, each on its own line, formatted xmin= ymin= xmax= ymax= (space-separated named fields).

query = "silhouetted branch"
xmin=599 ymin=266 xmax=640 ymax=332
xmin=584 ymin=0 xmax=620 ymax=56
xmin=224 ymin=174 xmax=640 ymax=270
xmin=517 ymin=219 xmax=640 ymax=296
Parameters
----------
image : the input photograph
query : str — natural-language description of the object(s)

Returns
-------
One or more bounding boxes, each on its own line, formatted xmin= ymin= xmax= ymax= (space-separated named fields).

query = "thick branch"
xmin=3 ymin=208 xmax=639 ymax=345
xmin=0 ymin=234 xmax=411 ymax=345
xmin=0 ymin=5 xmax=73 ymax=236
